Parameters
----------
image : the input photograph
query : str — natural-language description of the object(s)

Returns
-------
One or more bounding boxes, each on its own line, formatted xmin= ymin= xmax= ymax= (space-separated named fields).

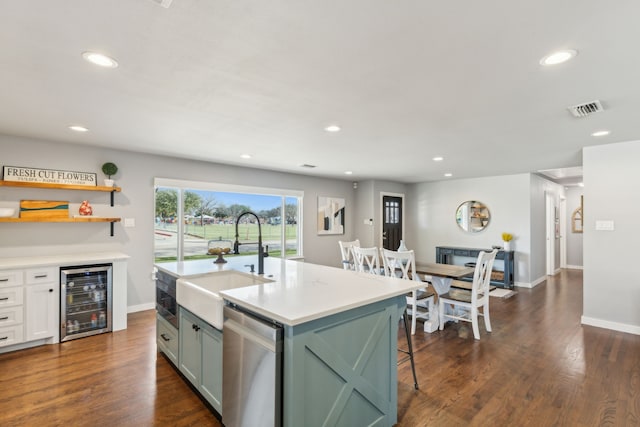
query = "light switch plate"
xmin=124 ymin=218 xmax=135 ymax=228
xmin=595 ymin=220 xmax=614 ymax=231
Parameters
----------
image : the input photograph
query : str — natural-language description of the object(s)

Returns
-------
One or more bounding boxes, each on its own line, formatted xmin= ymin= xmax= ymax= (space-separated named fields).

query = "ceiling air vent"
xmin=300 ymin=164 xmax=317 ymax=169
xmin=567 ymin=100 xmax=604 ymax=118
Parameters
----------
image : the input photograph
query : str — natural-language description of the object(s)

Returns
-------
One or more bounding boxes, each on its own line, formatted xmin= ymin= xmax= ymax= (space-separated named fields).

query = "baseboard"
xmin=565 ymin=265 xmax=584 ymax=270
xmin=581 ymin=316 xmax=640 ymax=336
xmin=515 ymin=275 xmax=546 ymax=289
xmin=127 ymin=302 xmax=155 ymax=313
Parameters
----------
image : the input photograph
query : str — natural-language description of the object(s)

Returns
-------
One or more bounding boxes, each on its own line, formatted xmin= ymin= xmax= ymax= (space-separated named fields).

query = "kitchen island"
xmin=156 ymin=256 xmax=421 ymax=427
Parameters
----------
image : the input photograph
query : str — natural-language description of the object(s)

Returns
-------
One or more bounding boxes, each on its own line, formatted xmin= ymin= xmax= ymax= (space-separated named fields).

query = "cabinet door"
xmin=201 ymin=323 xmax=223 ymax=413
xmin=25 ymin=283 xmax=58 ymax=341
xmin=179 ymin=308 xmax=201 ymax=387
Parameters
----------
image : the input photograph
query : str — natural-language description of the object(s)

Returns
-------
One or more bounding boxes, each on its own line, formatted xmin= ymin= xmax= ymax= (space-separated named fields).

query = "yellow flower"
xmin=502 ymin=232 xmax=513 ymax=242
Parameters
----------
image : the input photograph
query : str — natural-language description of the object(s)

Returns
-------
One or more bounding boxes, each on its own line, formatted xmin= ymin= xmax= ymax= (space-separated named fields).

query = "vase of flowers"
xmin=502 ymin=232 xmax=513 ymax=251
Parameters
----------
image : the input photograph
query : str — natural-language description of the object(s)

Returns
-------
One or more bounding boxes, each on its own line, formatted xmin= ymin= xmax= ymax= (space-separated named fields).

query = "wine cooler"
xmin=60 ymin=264 xmax=113 ymax=342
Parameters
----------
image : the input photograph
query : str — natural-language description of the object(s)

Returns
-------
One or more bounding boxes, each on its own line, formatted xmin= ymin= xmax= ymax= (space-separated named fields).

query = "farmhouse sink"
xmin=176 ymin=270 xmax=273 ymax=329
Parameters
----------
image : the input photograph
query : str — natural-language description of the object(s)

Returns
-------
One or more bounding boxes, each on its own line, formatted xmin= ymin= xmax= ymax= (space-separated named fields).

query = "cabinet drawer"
xmin=0 ymin=270 xmax=23 ymax=288
xmin=0 ymin=287 xmax=24 ymax=307
xmin=0 ymin=324 xmax=24 ymax=347
xmin=26 ymin=267 xmax=57 ymax=284
xmin=0 ymin=306 xmax=24 ymax=327
xmin=157 ymin=314 xmax=179 ymax=365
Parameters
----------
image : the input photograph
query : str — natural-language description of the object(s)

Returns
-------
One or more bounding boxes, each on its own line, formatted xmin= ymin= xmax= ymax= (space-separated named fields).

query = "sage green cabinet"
xmin=178 ymin=307 xmax=223 ymax=414
xmin=156 ymin=314 xmax=179 ymax=366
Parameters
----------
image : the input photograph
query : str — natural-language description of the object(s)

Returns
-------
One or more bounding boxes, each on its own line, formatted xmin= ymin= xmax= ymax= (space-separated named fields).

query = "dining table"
xmin=409 ymin=263 xmax=475 ymax=332
xmin=415 ymin=262 xmax=475 ymax=295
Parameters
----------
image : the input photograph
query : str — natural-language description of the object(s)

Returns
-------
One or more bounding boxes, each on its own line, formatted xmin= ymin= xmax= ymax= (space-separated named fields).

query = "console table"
xmin=435 ymin=246 xmax=514 ymax=289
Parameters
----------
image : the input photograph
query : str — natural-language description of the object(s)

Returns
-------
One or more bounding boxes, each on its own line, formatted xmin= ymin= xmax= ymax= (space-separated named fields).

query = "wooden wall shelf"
xmin=0 ymin=180 xmax=121 ymax=192
xmin=0 ymin=217 xmax=121 ymax=223
xmin=0 ymin=180 xmax=122 ymax=235
xmin=0 ymin=217 xmax=121 ymax=236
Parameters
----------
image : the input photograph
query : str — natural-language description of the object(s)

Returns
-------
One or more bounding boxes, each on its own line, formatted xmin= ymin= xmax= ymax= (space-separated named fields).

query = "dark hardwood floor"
xmin=1 ymin=269 xmax=638 ymax=426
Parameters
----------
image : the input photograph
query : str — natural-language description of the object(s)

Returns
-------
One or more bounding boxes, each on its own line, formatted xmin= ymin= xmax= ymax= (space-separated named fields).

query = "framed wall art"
xmin=317 ymin=196 xmax=345 ymax=235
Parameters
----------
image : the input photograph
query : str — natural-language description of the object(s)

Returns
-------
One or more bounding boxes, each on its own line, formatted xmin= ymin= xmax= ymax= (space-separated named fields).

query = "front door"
xmin=382 ymin=195 xmax=403 ymax=250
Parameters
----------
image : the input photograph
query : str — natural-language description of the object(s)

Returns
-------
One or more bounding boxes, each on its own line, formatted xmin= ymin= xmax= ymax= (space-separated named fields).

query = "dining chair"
xmin=352 ymin=246 xmax=381 ymax=274
xmin=380 ymin=249 xmax=435 ymax=336
xmin=338 ymin=239 xmax=360 ymax=270
xmin=438 ymin=249 xmax=498 ymax=339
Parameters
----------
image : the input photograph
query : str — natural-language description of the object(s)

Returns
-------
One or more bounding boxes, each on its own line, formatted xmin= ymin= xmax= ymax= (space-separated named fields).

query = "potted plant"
xmin=101 ymin=162 xmax=118 ymax=187
xmin=502 ymin=232 xmax=513 ymax=251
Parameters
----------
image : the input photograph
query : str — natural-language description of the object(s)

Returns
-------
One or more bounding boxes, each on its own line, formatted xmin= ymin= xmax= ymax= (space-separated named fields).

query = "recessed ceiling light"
xmin=444 ymin=173 xmax=453 ymax=177
xmin=540 ymin=49 xmax=577 ymax=66
xmin=432 ymin=156 xmax=444 ymax=162
xmin=240 ymin=154 xmax=252 ymax=159
xmin=591 ymin=130 xmax=610 ymax=137
xmin=325 ymin=125 xmax=341 ymax=132
xmin=68 ymin=125 xmax=89 ymax=132
xmin=344 ymin=171 xmax=353 ymax=175
xmin=82 ymin=51 xmax=119 ymax=68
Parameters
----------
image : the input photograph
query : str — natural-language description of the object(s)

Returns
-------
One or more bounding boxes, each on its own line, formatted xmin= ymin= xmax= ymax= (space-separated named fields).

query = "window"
xmin=154 ymin=179 xmax=303 ymax=263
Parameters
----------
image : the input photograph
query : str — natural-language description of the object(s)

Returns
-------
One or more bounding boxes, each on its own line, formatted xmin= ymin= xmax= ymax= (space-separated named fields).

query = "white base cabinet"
xmin=25 ymin=282 xmax=58 ymax=341
xmin=0 ymin=266 xmax=59 ymax=350
xmin=0 ymin=269 xmax=25 ymax=349
xmin=25 ymin=266 xmax=59 ymax=342
xmin=178 ymin=307 xmax=223 ymax=414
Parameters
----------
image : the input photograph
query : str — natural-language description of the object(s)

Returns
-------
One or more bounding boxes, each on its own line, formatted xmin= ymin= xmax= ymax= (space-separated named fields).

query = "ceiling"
xmin=1 ymin=1 xmax=639 ymax=184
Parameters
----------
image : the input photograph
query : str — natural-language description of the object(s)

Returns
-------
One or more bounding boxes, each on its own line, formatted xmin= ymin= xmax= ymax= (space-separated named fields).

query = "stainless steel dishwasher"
xmin=222 ymin=304 xmax=283 ymax=427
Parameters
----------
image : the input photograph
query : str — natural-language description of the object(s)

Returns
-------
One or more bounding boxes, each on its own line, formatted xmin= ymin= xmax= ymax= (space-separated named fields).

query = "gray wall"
xmin=353 ymin=180 xmax=375 ymax=247
xmin=565 ymin=186 xmax=583 ymax=268
xmin=583 ymin=140 xmax=640 ymax=333
xmin=406 ymin=174 xmax=532 ymax=284
xmin=351 ymin=179 xmax=408 ymax=248
xmin=0 ymin=134 xmax=356 ymax=309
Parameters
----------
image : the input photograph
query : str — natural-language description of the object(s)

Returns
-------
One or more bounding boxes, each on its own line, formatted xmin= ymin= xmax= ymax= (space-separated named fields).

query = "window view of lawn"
xmin=154 ymin=184 xmax=301 ymax=263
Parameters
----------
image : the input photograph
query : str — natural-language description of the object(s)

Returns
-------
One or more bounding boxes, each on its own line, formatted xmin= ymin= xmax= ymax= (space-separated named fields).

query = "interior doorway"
xmin=381 ymin=194 xmax=404 ymax=250
xmin=545 ymin=192 xmax=555 ymax=275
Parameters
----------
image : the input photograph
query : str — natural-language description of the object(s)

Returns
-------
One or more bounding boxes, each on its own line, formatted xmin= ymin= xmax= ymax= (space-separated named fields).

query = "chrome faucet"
xmin=233 ymin=211 xmax=268 ymax=275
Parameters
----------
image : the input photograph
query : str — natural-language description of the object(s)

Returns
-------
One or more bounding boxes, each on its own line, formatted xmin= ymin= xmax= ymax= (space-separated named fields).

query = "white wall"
xmin=565 ymin=186 xmax=583 ymax=268
xmin=583 ymin=140 xmax=640 ymax=334
xmin=0 ymin=135 xmax=356 ymax=309
xmin=406 ymin=174 xmax=532 ymax=284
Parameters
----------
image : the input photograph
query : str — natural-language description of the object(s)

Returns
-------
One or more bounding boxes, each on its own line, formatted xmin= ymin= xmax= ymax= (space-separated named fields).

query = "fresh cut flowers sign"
xmin=3 ymin=166 xmax=97 ymax=186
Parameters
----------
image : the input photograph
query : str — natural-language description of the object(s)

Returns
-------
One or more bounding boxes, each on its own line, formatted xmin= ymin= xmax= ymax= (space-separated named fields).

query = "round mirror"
xmin=456 ymin=201 xmax=490 ymax=233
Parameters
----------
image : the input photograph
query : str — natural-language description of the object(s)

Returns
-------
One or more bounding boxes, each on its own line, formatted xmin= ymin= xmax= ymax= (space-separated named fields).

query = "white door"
xmin=546 ymin=193 xmax=555 ymax=276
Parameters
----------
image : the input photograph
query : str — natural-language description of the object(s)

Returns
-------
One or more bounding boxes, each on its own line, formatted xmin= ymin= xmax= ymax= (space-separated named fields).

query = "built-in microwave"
xmin=155 ymin=269 xmax=178 ymax=328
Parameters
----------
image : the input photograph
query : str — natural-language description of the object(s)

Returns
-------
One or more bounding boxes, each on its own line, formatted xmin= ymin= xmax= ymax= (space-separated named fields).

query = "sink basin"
xmin=177 ymin=270 xmax=273 ymax=329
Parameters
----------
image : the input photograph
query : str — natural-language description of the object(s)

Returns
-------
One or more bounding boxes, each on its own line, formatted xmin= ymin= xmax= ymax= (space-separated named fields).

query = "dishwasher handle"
xmin=224 ymin=318 xmax=279 ymax=353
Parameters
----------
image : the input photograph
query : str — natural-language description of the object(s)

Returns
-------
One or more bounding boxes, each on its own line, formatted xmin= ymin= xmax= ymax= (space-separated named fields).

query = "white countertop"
xmin=0 ymin=251 xmax=130 ymax=269
xmin=157 ymin=256 xmax=422 ymax=327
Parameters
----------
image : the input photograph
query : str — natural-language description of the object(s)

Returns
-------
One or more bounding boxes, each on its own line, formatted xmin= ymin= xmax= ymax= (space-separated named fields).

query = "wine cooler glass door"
xmin=60 ymin=264 xmax=112 ymax=342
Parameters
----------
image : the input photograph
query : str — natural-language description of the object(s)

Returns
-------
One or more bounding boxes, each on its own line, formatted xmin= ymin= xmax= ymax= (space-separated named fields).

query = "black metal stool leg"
xmin=402 ymin=308 xmax=419 ymax=390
